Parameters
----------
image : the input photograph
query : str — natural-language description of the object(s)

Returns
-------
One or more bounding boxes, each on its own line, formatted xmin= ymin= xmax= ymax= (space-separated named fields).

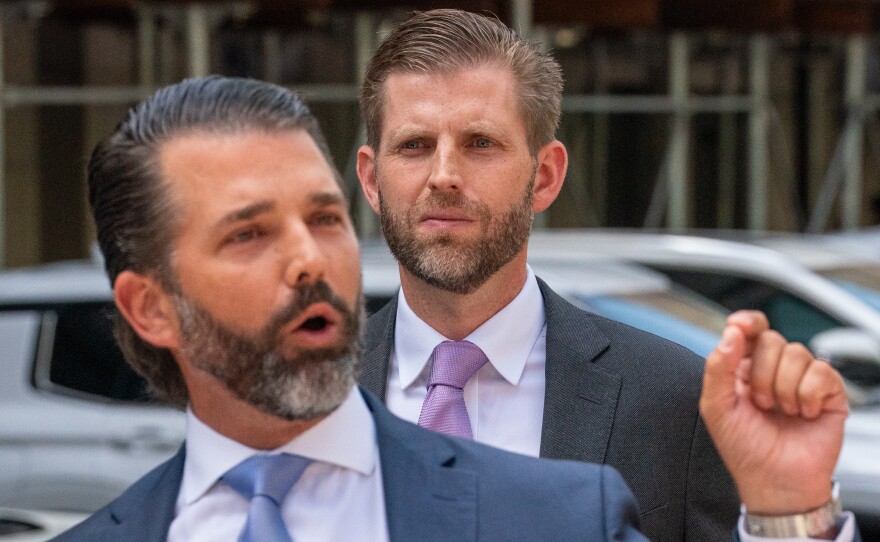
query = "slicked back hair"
xmin=89 ymin=76 xmax=339 ymax=407
xmin=360 ymin=8 xmax=563 ymax=155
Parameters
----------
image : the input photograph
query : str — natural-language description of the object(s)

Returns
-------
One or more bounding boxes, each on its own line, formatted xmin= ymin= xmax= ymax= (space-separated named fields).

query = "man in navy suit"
xmin=52 ymin=76 xmax=855 ymax=542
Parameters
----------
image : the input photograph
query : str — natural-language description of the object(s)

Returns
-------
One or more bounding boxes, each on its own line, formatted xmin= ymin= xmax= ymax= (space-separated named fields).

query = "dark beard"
xmin=173 ymin=281 xmax=362 ymax=421
xmin=379 ymin=179 xmax=534 ymax=295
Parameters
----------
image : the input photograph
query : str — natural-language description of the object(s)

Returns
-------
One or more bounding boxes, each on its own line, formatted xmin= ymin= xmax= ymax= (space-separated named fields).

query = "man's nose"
xmin=283 ymin=223 xmax=326 ymax=287
xmin=427 ymin=140 xmax=462 ymax=191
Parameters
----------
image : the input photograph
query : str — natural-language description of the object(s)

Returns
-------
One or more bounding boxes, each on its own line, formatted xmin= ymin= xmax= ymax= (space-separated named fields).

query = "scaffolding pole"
xmin=748 ymin=35 xmax=771 ymax=230
xmin=137 ymin=6 xmax=156 ymax=88
xmin=666 ymin=33 xmax=690 ymax=231
xmin=352 ymin=12 xmax=378 ymax=238
xmin=510 ymin=0 xmax=533 ymax=39
xmin=186 ymin=4 xmax=210 ymax=77
xmin=842 ymin=35 xmax=868 ymax=231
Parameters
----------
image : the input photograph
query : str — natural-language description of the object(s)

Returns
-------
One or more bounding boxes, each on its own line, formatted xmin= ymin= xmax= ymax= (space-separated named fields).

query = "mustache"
xmin=413 ymin=191 xmax=492 ymax=220
xmin=264 ymin=280 xmax=354 ymax=336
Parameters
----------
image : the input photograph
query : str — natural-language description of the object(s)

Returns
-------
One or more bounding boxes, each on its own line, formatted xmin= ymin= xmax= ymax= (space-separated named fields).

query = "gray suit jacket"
xmin=50 ymin=390 xmax=649 ymax=542
xmin=360 ymin=278 xmax=741 ymax=542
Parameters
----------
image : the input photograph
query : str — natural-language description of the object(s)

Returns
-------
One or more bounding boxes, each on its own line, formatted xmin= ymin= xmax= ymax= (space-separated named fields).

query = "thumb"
xmin=700 ymin=325 xmax=746 ymax=423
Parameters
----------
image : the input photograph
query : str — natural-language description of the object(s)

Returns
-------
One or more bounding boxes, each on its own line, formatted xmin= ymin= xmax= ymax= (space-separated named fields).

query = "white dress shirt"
xmin=385 ymin=266 xmax=855 ymax=542
xmin=386 ymin=265 xmax=547 ymax=456
xmin=167 ymin=387 xmax=389 ymax=542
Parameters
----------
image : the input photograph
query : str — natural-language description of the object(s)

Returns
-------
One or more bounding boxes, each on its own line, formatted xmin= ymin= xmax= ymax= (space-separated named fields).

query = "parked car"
xmin=0 ymin=242 xmax=729 ymax=514
xmin=528 ymin=230 xmax=880 ymax=526
xmin=528 ymin=231 xmax=880 ymax=367
xmin=0 ymin=260 xmax=184 ymax=513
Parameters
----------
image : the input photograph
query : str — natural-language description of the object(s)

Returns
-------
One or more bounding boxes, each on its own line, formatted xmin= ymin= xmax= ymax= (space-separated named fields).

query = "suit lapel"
xmin=363 ymin=391 xmax=477 ymax=542
xmin=107 ymin=445 xmax=185 ymax=541
xmin=360 ymin=296 xmax=398 ymax=399
xmin=537 ymin=278 xmax=622 ymax=464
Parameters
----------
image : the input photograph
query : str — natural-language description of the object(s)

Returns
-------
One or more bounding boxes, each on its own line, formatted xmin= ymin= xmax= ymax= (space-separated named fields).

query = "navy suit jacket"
xmin=51 ymin=390 xmax=649 ymax=542
xmin=360 ymin=278 xmax=741 ymax=542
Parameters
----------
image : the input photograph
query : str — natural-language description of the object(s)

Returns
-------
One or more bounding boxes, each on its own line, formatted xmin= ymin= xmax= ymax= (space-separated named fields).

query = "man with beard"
xmin=355 ymin=9 xmax=856 ymax=542
xmin=51 ymin=75 xmax=659 ymax=542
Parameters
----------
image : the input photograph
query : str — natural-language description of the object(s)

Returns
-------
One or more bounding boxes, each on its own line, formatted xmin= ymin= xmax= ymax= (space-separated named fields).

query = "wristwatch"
xmin=744 ymin=481 xmax=843 ymax=538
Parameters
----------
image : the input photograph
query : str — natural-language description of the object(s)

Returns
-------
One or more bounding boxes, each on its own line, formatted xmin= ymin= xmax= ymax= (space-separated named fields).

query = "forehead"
xmin=158 ymin=129 xmax=342 ymax=218
xmin=380 ymin=65 xmax=525 ymax=134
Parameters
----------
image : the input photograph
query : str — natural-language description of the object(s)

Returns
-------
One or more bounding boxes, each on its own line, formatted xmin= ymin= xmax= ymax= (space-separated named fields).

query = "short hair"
xmin=360 ymin=9 xmax=563 ymax=154
xmin=89 ymin=76 xmax=337 ymax=407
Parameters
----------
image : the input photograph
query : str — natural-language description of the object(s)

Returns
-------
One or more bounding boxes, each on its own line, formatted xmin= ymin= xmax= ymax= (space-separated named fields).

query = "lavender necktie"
xmin=418 ymin=340 xmax=489 ymax=439
xmin=221 ymin=453 xmax=313 ymax=542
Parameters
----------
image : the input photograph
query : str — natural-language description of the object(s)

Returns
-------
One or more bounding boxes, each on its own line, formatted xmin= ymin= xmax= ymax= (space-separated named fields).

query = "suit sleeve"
xmin=685 ymin=412 xmax=741 ymax=540
xmin=600 ymin=465 xmax=652 ymax=542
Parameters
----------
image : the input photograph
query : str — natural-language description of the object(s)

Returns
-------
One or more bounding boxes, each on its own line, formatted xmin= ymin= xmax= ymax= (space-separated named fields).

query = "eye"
xmin=473 ymin=137 xmax=493 ymax=148
xmin=401 ymin=140 xmax=423 ymax=150
xmin=312 ymin=212 xmax=343 ymax=227
xmin=227 ymin=227 xmax=261 ymax=244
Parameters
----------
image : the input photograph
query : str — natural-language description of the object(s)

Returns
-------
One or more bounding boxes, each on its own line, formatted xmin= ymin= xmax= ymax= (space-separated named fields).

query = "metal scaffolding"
xmin=0 ymin=1 xmax=877 ymax=266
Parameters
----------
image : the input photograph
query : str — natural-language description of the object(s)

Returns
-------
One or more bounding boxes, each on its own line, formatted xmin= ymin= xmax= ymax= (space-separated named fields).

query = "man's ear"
xmin=531 ymin=140 xmax=568 ymax=214
xmin=113 ymin=270 xmax=180 ymax=350
xmin=356 ymin=144 xmax=381 ymax=214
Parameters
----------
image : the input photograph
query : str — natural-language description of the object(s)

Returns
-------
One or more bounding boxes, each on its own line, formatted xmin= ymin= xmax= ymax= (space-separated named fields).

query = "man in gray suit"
xmin=354 ymin=9 xmax=849 ymax=541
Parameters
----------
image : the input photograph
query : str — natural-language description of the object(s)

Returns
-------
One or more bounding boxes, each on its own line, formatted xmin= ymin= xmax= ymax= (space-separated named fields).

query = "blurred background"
xmin=3 ymin=0 xmax=880 ymax=268
xmin=5 ymin=2 xmax=880 ymax=539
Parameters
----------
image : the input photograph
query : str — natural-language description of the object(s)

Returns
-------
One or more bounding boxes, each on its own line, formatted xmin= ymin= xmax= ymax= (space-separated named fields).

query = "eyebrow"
xmin=217 ymin=201 xmax=275 ymax=228
xmin=215 ymin=192 xmax=345 ymax=229
xmin=311 ymin=191 xmax=346 ymax=207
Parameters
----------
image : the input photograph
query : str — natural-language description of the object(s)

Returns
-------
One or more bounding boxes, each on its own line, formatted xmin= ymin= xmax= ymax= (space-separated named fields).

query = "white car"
xmin=527 ymin=229 xmax=880 ymax=526
xmin=0 ymin=242 xmax=730 ymax=515
xmin=0 ymin=260 xmax=185 ymax=513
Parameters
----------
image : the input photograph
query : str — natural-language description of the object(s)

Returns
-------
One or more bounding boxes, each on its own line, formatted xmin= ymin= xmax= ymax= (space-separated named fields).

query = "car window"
xmin=658 ymin=270 xmax=845 ymax=345
xmin=34 ymin=302 xmax=151 ymax=403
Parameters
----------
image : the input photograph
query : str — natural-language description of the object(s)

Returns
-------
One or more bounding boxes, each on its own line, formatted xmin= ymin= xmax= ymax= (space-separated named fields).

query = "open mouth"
xmin=283 ymin=302 xmax=343 ymax=349
xmin=299 ymin=316 xmax=329 ymax=332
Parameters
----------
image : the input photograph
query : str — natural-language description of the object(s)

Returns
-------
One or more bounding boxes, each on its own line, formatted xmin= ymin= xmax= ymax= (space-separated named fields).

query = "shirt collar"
xmin=394 ymin=265 xmax=546 ymax=389
xmin=180 ymin=387 xmax=376 ymax=506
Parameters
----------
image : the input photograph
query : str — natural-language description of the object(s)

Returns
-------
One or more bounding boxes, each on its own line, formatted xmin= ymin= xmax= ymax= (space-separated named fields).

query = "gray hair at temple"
xmin=360 ymin=8 xmax=564 ymax=155
xmin=88 ymin=76 xmax=339 ymax=407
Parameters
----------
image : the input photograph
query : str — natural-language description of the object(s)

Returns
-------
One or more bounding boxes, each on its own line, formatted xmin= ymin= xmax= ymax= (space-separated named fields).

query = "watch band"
xmin=744 ymin=481 xmax=843 ymax=538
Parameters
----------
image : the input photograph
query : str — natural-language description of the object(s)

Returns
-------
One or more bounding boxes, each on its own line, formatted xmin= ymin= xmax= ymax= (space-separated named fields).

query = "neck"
xmin=399 ymin=251 xmax=529 ymax=340
xmin=182 ymin=365 xmax=326 ymax=450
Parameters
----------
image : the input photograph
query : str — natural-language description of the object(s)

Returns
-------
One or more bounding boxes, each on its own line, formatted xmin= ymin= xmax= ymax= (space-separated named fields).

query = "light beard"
xmin=379 ymin=176 xmax=535 ymax=295
xmin=172 ymin=281 xmax=362 ymax=421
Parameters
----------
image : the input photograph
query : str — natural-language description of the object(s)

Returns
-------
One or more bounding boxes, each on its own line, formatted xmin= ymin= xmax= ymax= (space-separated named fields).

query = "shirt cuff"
xmin=737 ymin=511 xmax=856 ymax=542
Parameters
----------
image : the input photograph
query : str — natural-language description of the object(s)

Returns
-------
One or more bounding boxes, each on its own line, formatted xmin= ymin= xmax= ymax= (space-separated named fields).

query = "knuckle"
xmin=783 ymin=342 xmax=812 ymax=362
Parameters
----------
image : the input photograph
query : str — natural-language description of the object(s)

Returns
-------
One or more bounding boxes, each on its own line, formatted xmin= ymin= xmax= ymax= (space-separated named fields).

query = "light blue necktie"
xmin=221 ymin=454 xmax=313 ymax=542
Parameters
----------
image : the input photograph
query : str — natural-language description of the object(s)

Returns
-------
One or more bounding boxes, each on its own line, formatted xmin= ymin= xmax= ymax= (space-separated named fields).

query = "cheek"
xmin=326 ymin=239 xmax=363 ymax=300
xmin=378 ymin=163 xmax=426 ymax=199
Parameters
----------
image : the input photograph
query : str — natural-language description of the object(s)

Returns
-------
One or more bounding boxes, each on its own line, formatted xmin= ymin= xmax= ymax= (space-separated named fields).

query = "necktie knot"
xmin=427 ymin=340 xmax=489 ymax=389
xmin=221 ymin=454 xmax=313 ymax=542
xmin=418 ymin=340 xmax=489 ymax=439
xmin=223 ymin=453 xmax=313 ymax=505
